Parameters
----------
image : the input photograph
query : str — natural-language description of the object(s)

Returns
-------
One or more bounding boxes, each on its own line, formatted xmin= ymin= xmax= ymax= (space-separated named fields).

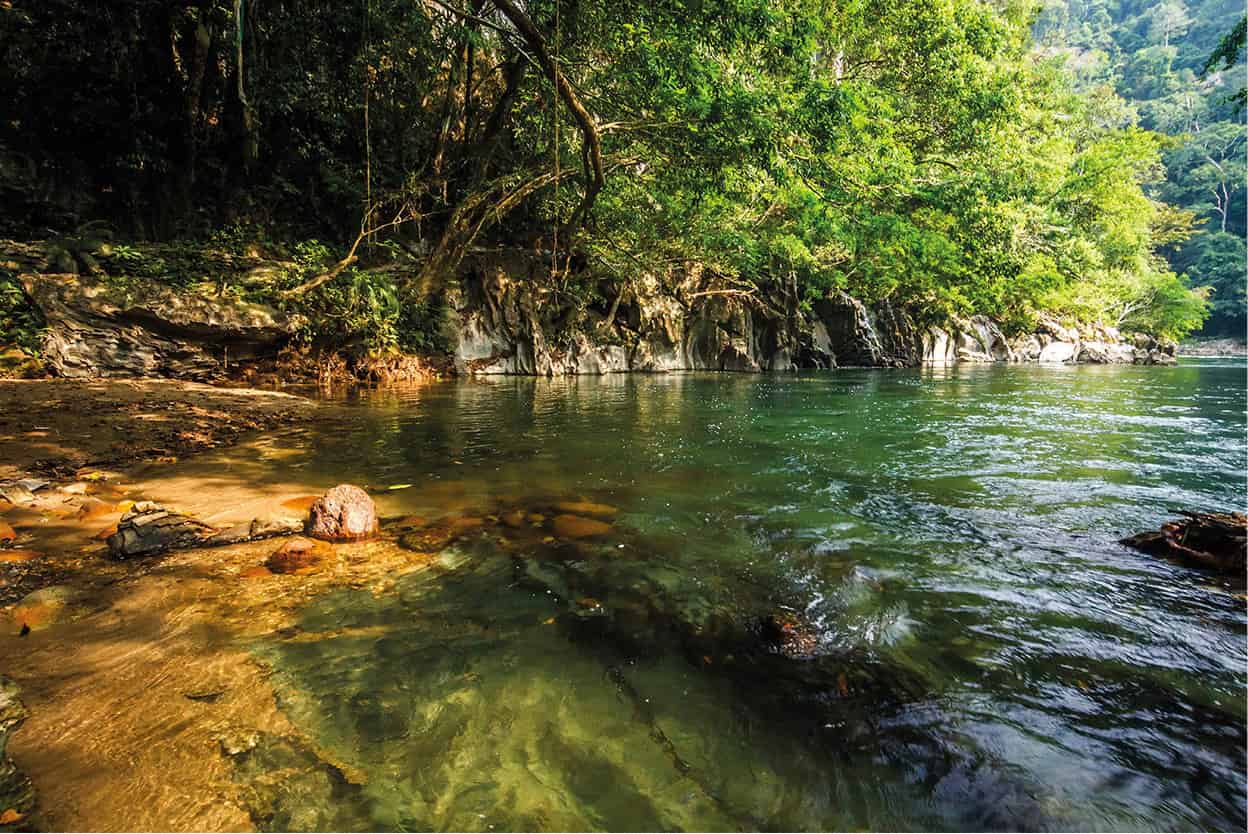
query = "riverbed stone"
xmin=1038 ymin=340 xmax=1077 ymax=364
xmin=8 ymin=585 xmax=79 ymax=631
xmin=552 ymin=514 xmax=612 ymax=539
xmin=266 ymin=537 xmax=333 ymax=575
xmin=0 ymin=678 xmax=34 ymax=823
xmin=107 ymin=502 xmax=215 ymax=558
xmin=306 ymin=485 xmax=379 ymax=542
xmin=1121 ymin=511 xmax=1246 ymax=575
xmin=552 ymin=501 xmax=619 ymax=519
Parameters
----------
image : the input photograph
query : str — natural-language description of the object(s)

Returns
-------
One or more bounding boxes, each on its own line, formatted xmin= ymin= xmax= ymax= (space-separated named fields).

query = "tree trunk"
xmin=488 ymin=0 xmax=605 ymax=238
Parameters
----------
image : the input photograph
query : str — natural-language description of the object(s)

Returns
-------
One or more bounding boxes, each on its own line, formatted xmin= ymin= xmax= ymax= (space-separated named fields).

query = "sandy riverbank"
xmin=0 ymin=379 xmax=317 ymax=485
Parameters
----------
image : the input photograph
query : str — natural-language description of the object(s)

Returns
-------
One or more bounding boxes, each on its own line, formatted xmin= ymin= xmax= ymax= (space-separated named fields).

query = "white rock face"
xmin=1038 ymin=340 xmax=1077 ymax=364
xmin=921 ymin=328 xmax=956 ymax=364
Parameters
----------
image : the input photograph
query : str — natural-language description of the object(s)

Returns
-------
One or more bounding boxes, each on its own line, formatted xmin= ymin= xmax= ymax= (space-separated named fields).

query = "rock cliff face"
xmin=18 ymin=273 xmax=297 ymax=379
xmin=13 ymin=254 xmax=1173 ymax=379
xmin=444 ymin=258 xmax=1172 ymax=375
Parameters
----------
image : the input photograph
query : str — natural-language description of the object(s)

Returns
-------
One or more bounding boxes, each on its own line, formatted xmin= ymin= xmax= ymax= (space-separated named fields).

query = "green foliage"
xmin=274 ymin=241 xmax=449 ymax=353
xmin=0 ymin=268 xmax=44 ymax=353
xmin=1 ymin=0 xmax=1231 ymax=343
xmin=1035 ymin=0 xmax=1245 ymax=337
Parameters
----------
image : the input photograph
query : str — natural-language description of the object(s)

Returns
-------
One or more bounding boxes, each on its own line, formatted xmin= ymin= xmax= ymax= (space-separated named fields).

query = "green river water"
xmin=236 ymin=360 xmax=1245 ymax=831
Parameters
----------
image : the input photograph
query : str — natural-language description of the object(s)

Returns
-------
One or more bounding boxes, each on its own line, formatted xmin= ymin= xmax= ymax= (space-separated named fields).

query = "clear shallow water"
xmin=243 ymin=361 xmax=1245 ymax=831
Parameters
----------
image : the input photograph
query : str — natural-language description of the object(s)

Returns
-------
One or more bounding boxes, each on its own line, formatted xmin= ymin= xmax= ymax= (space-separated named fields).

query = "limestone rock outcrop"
xmin=13 ymin=247 xmax=1163 ymax=378
xmin=19 ymin=272 xmax=297 ymax=379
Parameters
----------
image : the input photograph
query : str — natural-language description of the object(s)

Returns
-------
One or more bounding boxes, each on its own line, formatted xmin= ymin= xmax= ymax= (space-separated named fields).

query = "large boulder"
xmin=306 ymin=485 xmax=379 ymax=542
xmin=1077 ymin=341 xmax=1135 ymax=364
xmin=19 ymin=273 xmax=297 ymax=379
xmin=1038 ymin=340 xmax=1077 ymax=364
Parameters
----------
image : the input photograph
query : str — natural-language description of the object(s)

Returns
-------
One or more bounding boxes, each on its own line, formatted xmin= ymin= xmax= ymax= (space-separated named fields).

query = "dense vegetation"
xmin=1 ymin=0 xmax=1240 ymax=352
xmin=1035 ymin=0 xmax=1246 ymax=336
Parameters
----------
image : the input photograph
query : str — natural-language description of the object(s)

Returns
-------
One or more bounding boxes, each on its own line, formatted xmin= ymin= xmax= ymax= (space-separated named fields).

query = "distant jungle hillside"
xmin=1 ymin=0 xmax=1243 ymax=359
xmin=1035 ymin=0 xmax=1246 ymax=336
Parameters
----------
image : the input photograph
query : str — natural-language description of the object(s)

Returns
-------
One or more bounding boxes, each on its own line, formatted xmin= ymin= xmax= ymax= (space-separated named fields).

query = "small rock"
xmin=265 ymin=537 xmax=332 ymax=575
xmin=551 ymin=514 xmax=612 ymax=539
xmin=398 ymin=523 xmax=456 ymax=553
xmin=218 ymin=729 xmax=260 ymax=757
xmin=553 ymin=501 xmax=619 ymax=519
xmin=0 ymin=550 xmax=40 ymax=563
xmin=448 ymin=516 xmax=484 ymax=533
xmin=305 ymin=485 xmax=378 ymax=542
xmin=185 ymin=689 xmax=226 ymax=703
xmin=501 ymin=510 xmax=527 ymax=529
xmin=0 ymin=524 xmax=14 ymax=544
xmin=8 ymin=585 xmax=78 ymax=632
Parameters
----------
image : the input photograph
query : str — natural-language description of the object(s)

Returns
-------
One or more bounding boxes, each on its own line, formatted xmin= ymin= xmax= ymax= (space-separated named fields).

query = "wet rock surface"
xmin=107 ymin=502 xmax=216 ymax=558
xmin=1122 ymin=511 xmax=1247 ymax=575
xmin=306 ymin=485 xmax=379 ymax=542
xmin=0 ymin=678 xmax=34 ymax=825
xmin=107 ymin=501 xmax=307 ymax=559
xmin=266 ymin=537 xmax=333 ymax=575
xmin=447 ymin=259 xmax=1160 ymax=373
xmin=7 ymin=585 xmax=81 ymax=632
xmin=10 ymin=245 xmax=1171 ymax=378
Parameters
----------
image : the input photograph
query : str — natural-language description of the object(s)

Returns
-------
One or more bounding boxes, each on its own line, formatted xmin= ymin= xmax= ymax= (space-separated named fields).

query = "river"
xmin=8 ymin=360 xmax=1247 ymax=831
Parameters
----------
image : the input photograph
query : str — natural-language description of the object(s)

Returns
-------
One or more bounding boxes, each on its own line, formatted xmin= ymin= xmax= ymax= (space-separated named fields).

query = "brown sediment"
xmin=0 ymin=378 xmax=316 ymax=484
xmin=2 ymin=534 xmax=433 ymax=831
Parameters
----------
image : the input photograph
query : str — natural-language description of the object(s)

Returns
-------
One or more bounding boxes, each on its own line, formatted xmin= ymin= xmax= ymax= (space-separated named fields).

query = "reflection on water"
xmin=229 ymin=361 xmax=1246 ymax=831
xmin=14 ymin=361 xmax=1248 ymax=831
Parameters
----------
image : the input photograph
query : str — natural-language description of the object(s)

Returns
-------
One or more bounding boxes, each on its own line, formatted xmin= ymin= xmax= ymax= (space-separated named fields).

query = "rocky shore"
xmin=4 ymin=241 xmax=1179 ymax=382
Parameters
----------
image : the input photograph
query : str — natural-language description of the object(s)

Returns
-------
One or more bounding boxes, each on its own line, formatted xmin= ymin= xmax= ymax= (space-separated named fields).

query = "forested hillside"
xmin=0 ymin=0 xmax=1236 ymax=358
xmin=1035 ymin=0 xmax=1246 ymax=336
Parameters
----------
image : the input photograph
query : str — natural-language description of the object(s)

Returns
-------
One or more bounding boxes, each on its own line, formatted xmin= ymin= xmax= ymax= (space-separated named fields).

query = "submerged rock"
xmin=266 ymin=537 xmax=333 ymax=575
xmin=306 ymin=485 xmax=379 ymax=542
xmin=0 ymin=678 xmax=34 ymax=824
xmin=203 ymin=515 xmax=304 ymax=547
xmin=1121 ymin=512 xmax=1247 ymax=575
xmin=753 ymin=612 xmax=820 ymax=658
xmin=105 ymin=501 xmax=303 ymax=558
xmin=8 ymin=585 xmax=79 ymax=632
xmin=552 ymin=501 xmax=619 ymax=519
xmin=552 ymin=514 xmax=613 ymax=539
